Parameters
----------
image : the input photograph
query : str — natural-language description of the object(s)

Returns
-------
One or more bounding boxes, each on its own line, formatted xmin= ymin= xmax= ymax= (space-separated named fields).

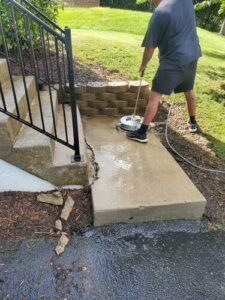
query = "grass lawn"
xmin=58 ymin=8 xmax=225 ymax=158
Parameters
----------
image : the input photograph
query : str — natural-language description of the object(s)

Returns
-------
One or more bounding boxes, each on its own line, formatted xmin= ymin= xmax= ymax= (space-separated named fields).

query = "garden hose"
xmin=166 ymin=94 xmax=225 ymax=174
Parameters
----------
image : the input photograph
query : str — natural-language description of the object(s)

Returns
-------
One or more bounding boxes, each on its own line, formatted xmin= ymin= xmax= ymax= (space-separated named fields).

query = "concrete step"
xmin=9 ymin=91 xmax=58 ymax=176
xmin=0 ymin=59 xmax=10 ymax=85
xmin=0 ymin=159 xmax=56 ymax=192
xmin=83 ymin=117 xmax=206 ymax=226
xmin=8 ymin=99 xmax=88 ymax=186
xmin=0 ymin=76 xmax=36 ymax=157
xmin=45 ymin=104 xmax=88 ymax=186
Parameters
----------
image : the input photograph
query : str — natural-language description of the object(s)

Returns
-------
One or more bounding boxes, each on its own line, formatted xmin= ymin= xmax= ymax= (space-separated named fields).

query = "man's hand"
xmin=139 ymin=65 xmax=146 ymax=75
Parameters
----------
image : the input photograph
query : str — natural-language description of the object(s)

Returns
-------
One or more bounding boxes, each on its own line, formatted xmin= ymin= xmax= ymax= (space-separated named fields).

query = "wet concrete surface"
xmin=84 ymin=117 xmax=206 ymax=226
xmin=0 ymin=220 xmax=225 ymax=300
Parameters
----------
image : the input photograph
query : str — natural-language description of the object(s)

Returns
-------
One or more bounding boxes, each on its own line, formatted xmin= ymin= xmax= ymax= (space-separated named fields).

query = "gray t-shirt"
xmin=142 ymin=0 xmax=202 ymax=69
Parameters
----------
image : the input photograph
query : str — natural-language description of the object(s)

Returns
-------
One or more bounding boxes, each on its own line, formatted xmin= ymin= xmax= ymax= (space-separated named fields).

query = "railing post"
xmin=64 ymin=27 xmax=81 ymax=162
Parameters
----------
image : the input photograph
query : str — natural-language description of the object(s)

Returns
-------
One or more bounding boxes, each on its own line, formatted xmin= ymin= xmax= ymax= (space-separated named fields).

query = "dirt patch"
xmin=0 ymin=189 xmax=92 ymax=245
xmin=0 ymin=50 xmax=129 ymax=85
xmin=73 ymin=60 xmax=130 ymax=83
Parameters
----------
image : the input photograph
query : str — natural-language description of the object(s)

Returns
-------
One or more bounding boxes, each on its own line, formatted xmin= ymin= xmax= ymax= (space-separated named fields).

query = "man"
xmin=127 ymin=0 xmax=201 ymax=143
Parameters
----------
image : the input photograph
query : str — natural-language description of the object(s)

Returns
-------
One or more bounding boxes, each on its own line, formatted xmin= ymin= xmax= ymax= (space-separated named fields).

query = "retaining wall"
xmin=65 ymin=81 xmax=150 ymax=116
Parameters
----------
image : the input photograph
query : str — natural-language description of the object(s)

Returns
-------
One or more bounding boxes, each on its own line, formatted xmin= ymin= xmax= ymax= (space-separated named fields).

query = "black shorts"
xmin=152 ymin=60 xmax=198 ymax=95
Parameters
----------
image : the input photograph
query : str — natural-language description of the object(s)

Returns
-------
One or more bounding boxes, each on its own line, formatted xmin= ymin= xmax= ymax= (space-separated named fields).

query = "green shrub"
xmin=100 ymin=0 xmax=113 ymax=6
xmin=194 ymin=0 xmax=225 ymax=32
xmin=0 ymin=0 xmax=58 ymax=49
xmin=27 ymin=0 xmax=58 ymax=20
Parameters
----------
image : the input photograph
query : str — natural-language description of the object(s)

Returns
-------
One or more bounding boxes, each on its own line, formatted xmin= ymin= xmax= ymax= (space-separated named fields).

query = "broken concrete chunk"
xmin=37 ymin=191 xmax=64 ymax=206
xmin=60 ymin=196 xmax=75 ymax=221
xmin=55 ymin=234 xmax=69 ymax=255
xmin=55 ymin=219 xmax=63 ymax=231
xmin=53 ymin=191 xmax=62 ymax=197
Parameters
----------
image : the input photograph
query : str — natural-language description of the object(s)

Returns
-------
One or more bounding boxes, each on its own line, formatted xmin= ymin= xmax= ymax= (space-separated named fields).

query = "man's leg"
xmin=185 ymin=90 xmax=196 ymax=117
xmin=184 ymin=90 xmax=198 ymax=133
xmin=143 ymin=90 xmax=162 ymax=125
xmin=127 ymin=90 xmax=162 ymax=143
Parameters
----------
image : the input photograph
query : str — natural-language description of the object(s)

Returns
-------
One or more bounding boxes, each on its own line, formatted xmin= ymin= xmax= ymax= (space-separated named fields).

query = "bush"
xmin=100 ymin=0 xmax=113 ymax=6
xmin=194 ymin=0 xmax=223 ymax=31
xmin=0 ymin=0 xmax=58 ymax=49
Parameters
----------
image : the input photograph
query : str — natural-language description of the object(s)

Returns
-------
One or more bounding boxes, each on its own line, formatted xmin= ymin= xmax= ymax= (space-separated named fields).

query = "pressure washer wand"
xmin=133 ymin=70 xmax=145 ymax=118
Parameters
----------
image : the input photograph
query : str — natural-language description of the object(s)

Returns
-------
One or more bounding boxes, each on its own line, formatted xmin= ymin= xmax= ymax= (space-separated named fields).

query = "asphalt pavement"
xmin=0 ymin=220 xmax=225 ymax=300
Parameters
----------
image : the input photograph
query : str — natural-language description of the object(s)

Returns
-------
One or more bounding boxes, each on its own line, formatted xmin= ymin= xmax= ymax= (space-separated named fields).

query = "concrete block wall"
xmin=63 ymin=0 xmax=100 ymax=7
xmin=65 ymin=81 xmax=150 ymax=116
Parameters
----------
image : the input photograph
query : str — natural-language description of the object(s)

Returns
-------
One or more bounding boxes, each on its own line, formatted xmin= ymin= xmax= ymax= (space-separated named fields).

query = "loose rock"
xmin=55 ymin=234 xmax=69 ymax=256
xmin=37 ymin=191 xmax=64 ymax=206
xmin=55 ymin=219 xmax=63 ymax=231
xmin=60 ymin=196 xmax=75 ymax=221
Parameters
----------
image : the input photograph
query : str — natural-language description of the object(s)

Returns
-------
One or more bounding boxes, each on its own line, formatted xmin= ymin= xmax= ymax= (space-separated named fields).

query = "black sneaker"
xmin=127 ymin=131 xmax=148 ymax=143
xmin=187 ymin=120 xmax=198 ymax=133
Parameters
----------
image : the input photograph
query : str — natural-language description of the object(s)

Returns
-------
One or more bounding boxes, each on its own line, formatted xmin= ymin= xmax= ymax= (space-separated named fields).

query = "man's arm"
xmin=139 ymin=47 xmax=155 ymax=73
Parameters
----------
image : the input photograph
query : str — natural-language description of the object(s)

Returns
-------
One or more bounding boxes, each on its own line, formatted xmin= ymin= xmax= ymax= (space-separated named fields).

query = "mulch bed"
xmin=155 ymin=101 xmax=225 ymax=228
xmin=0 ymin=49 xmax=129 ymax=86
xmin=0 ymin=189 xmax=92 ymax=246
xmin=0 ymin=60 xmax=224 ymax=244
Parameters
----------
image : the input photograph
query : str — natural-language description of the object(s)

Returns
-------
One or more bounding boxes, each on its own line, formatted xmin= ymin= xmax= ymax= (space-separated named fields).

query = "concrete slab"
xmin=0 ymin=159 xmax=83 ymax=192
xmin=83 ymin=117 xmax=206 ymax=226
xmin=0 ymin=159 xmax=56 ymax=192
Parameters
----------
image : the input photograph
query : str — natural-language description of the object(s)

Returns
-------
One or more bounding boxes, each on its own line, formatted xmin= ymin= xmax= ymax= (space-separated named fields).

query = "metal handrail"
xmin=0 ymin=0 xmax=81 ymax=161
xmin=20 ymin=0 xmax=65 ymax=34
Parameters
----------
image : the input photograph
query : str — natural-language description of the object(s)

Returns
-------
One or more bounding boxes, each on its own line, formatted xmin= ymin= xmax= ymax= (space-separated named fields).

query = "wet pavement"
xmin=0 ymin=220 xmax=225 ymax=300
xmin=84 ymin=117 xmax=206 ymax=226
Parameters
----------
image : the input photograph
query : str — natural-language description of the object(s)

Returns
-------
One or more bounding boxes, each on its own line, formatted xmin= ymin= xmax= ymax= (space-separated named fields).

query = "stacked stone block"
xmin=65 ymin=81 xmax=150 ymax=117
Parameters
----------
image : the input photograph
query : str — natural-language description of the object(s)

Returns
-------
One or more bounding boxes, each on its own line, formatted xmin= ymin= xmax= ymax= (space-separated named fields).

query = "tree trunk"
xmin=220 ymin=19 xmax=225 ymax=35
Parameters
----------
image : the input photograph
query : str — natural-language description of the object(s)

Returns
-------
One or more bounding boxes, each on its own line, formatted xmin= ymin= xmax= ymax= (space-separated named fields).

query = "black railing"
xmin=0 ymin=0 xmax=81 ymax=161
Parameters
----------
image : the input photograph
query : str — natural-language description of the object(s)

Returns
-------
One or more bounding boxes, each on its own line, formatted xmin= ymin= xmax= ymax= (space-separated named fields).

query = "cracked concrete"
xmin=85 ymin=136 xmax=100 ymax=185
xmin=83 ymin=116 xmax=206 ymax=226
